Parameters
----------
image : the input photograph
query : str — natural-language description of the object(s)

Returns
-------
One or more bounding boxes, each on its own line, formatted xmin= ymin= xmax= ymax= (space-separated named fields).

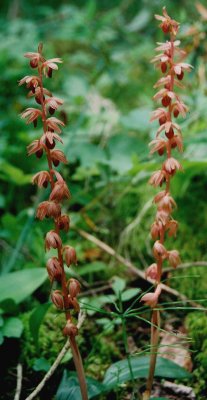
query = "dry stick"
xmin=75 ymin=227 xmax=203 ymax=307
xmin=164 ymin=261 xmax=207 ymax=273
xmin=14 ymin=364 xmax=23 ymax=400
xmin=25 ymin=312 xmax=86 ymax=400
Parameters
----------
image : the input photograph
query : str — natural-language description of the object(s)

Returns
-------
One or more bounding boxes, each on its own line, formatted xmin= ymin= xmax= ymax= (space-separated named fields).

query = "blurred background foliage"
xmin=0 ymin=0 xmax=207 ymax=398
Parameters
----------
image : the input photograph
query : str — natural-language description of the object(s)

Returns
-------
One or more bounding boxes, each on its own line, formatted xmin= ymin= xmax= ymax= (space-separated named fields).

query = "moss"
xmin=20 ymin=307 xmax=67 ymax=369
xmin=186 ymin=312 xmax=207 ymax=399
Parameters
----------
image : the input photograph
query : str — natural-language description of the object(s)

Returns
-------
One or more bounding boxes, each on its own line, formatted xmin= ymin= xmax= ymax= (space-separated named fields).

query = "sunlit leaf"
xmin=0 ymin=269 xmax=47 ymax=304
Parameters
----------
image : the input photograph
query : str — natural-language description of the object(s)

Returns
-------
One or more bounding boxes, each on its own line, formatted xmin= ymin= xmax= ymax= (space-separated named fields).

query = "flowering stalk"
xmin=19 ymin=43 xmax=88 ymax=400
xmin=140 ymin=9 xmax=192 ymax=400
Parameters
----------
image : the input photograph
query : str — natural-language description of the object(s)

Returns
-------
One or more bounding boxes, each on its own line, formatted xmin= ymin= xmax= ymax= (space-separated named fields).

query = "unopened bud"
xmin=46 ymin=257 xmax=62 ymax=282
xmin=51 ymin=290 xmax=64 ymax=309
xmin=64 ymin=246 xmax=77 ymax=267
xmin=68 ymin=278 xmax=81 ymax=298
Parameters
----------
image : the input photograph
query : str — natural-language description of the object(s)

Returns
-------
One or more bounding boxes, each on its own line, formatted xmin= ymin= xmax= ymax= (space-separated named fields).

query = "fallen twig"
xmin=75 ymin=227 xmax=203 ymax=307
xmin=164 ymin=261 xmax=207 ymax=274
xmin=14 ymin=364 xmax=23 ymax=400
xmin=25 ymin=311 xmax=86 ymax=400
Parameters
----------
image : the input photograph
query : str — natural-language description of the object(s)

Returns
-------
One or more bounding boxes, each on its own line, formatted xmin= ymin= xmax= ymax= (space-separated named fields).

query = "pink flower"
xmin=36 ymin=201 xmax=61 ymax=220
xmin=163 ymin=157 xmax=182 ymax=174
xmin=46 ymin=117 xmax=65 ymax=133
xmin=145 ymin=263 xmax=158 ymax=280
xmin=27 ymin=140 xmax=44 ymax=158
xmin=50 ymin=150 xmax=68 ymax=166
xmin=168 ymin=250 xmax=181 ymax=268
xmin=140 ymin=285 xmax=161 ymax=308
xmin=45 ymin=230 xmax=62 ymax=251
xmin=50 ymin=180 xmax=70 ymax=202
xmin=21 ymin=107 xmax=42 ymax=125
xmin=149 ymin=170 xmax=167 ymax=187
xmin=167 ymin=219 xmax=178 ymax=237
xmin=155 ymin=7 xmax=179 ymax=35
xmin=153 ymin=241 xmax=168 ymax=260
xmin=32 ymin=171 xmax=50 ymax=188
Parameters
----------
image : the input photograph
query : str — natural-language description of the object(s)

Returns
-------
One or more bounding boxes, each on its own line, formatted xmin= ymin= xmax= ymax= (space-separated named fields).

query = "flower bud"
xmin=45 ymin=230 xmax=62 ymax=251
xmin=68 ymin=278 xmax=81 ymax=298
xmin=46 ymin=257 xmax=62 ymax=282
xmin=51 ymin=290 xmax=64 ymax=309
xmin=145 ymin=263 xmax=158 ymax=280
xmin=168 ymin=249 xmax=181 ymax=268
xmin=57 ymin=215 xmax=70 ymax=231
xmin=63 ymin=321 xmax=78 ymax=337
xmin=64 ymin=246 xmax=77 ymax=266
xmin=153 ymin=241 xmax=167 ymax=259
xmin=68 ymin=295 xmax=80 ymax=312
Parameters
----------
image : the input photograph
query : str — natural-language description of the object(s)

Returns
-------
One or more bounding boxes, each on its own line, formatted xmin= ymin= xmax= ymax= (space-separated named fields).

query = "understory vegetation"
xmin=0 ymin=0 xmax=207 ymax=399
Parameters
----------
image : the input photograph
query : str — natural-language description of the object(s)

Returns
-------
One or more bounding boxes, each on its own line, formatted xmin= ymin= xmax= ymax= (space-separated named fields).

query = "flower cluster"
xmin=19 ymin=43 xmax=81 ymax=338
xmin=141 ymin=8 xmax=192 ymax=308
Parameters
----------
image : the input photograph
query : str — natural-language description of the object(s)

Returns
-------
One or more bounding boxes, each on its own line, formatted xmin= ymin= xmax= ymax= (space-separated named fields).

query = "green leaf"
xmin=2 ymin=317 xmax=23 ymax=338
xmin=56 ymin=371 xmax=105 ymax=400
xmin=78 ymin=262 xmax=107 ymax=276
xmin=0 ymin=268 xmax=47 ymax=304
xmin=33 ymin=357 xmax=51 ymax=372
xmin=0 ymin=299 xmax=18 ymax=314
xmin=103 ymin=356 xmax=191 ymax=388
xmin=0 ymin=161 xmax=32 ymax=185
xmin=126 ymin=9 xmax=151 ymax=32
xmin=120 ymin=107 xmax=151 ymax=131
xmin=29 ymin=302 xmax=51 ymax=349
xmin=111 ymin=276 xmax=126 ymax=296
xmin=121 ymin=288 xmax=141 ymax=302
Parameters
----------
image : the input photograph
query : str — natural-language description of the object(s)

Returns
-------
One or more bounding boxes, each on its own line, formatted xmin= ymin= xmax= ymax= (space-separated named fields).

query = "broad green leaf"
xmin=78 ymin=262 xmax=107 ymax=276
xmin=103 ymin=356 xmax=191 ymax=388
xmin=107 ymin=134 xmax=148 ymax=173
xmin=29 ymin=302 xmax=51 ymax=348
xmin=0 ymin=299 xmax=18 ymax=314
xmin=126 ymin=9 xmax=151 ymax=32
xmin=120 ymin=107 xmax=151 ymax=131
xmin=0 ymin=268 xmax=47 ymax=304
xmin=0 ymin=162 xmax=32 ymax=185
xmin=111 ymin=276 xmax=126 ymax=296
xmin=55 ymin=371 xmax=105 ymax=400
xmin=2 ymin=317 xmax=23 ymax=338
xmin=33 ymin=357 xmax=51 ymax=372
xmin=121 ymin=288 xmax=141 ymax=302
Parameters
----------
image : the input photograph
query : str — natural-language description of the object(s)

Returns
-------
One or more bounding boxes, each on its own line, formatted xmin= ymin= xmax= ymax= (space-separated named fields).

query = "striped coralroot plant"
xmin=19 ymin=43 xmax=88 ymax=400
xmin=141 ymin=8 xmax=192 ymax=400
